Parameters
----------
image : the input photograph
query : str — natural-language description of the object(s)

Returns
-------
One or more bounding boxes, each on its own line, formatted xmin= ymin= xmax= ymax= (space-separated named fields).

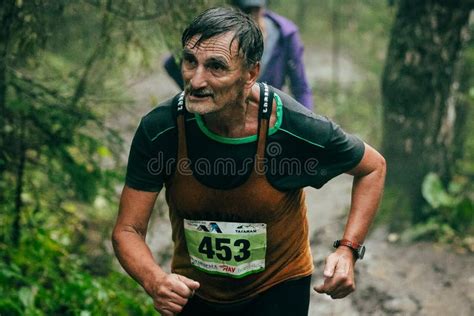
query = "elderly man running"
xmin=113 ymin=7 xmax=385 ymax=316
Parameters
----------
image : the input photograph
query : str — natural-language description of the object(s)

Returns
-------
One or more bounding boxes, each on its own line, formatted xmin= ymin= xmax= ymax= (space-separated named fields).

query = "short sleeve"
xmin=317 ymin=121 xmax=365 ymax=185
xmin=125 ymin=120 xmax=164 ymax=192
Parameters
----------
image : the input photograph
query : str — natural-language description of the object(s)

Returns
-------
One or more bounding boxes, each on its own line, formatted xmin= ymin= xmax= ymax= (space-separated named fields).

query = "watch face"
xmin=358 ymin=246 xmax=366 ymax=259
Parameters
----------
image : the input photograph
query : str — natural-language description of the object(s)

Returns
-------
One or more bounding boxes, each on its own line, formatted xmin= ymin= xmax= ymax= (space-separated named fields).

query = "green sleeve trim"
xmin=149 ymin=118 xmax=195 ymax=142
xmin=194 ymin=93 xmax=283 ymax=144
xmin=150 ymin=126 xmax=175 ymax=142
xmin=279 ymin=128 xmax=325 ymax=148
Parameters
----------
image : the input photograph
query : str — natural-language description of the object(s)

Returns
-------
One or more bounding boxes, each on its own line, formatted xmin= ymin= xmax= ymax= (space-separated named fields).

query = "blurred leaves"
xmin=423 ymin=173 xmax=473 ymax=233
xmin=0 ymin=0 xmax=224 ymax=313
xmin=400 ymin=172 xmax=474 ymax=246
xmin=84 ymin=0 xmax=226 ymax=55
xmin=422 ymin=172 xmax=458 ymax=208
xmin=0 ymin=229 xmax=156 ymax=315
xmin=1 ymin=0 xmax=226 ymax=243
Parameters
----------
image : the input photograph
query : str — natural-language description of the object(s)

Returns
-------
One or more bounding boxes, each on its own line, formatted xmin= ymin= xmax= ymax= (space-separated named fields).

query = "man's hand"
xmin=314 ymin=247 xmax=356 ymax=299
xmin=145 ymin=273 xmax=200 ymax=316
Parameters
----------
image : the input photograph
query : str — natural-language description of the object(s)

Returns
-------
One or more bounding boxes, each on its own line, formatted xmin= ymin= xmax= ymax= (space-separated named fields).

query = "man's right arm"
xmin=112 ymin=185 xmax=199 ymax=315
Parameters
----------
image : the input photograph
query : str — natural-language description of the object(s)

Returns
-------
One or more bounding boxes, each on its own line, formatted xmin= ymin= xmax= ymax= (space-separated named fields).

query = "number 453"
xmin=198 ymin=237 xmax=251 ymax=262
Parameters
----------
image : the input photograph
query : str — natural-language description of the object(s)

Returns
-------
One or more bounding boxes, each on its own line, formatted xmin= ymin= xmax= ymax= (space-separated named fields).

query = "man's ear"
xmin=244 ymin=62 xmax=260 ymax=88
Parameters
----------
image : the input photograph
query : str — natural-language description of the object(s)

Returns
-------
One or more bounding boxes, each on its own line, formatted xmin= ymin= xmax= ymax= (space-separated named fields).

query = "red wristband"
xmin=339 ymin=239 xmax=362 ymax=249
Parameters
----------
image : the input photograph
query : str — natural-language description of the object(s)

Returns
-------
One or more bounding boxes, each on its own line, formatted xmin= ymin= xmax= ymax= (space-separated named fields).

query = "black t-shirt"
xmin=125 ymin=87 xmax=365 ymax=192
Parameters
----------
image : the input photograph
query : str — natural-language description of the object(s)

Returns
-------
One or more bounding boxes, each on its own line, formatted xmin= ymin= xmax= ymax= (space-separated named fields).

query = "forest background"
xmin=0 ymin=0 xmax=472 ymax=314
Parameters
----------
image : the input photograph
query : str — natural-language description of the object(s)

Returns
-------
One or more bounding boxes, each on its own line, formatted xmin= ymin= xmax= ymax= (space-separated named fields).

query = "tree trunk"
xmin=0 ymin=2 xmax=16 ymax=196
xmin=12 ymin=115 xmax=26 ymax=247
xmin=381 ymin=0 xmax=473 ymax=225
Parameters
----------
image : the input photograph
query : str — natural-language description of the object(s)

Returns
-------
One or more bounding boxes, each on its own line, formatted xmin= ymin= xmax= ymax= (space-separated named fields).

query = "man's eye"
xmin=209 ymin=63 xmax=224 ymax=71
xmin=183 ymin=58 xmax=197 ymax=67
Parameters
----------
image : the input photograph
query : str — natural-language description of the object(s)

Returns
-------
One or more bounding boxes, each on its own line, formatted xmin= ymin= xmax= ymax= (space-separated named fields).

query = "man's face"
xmin=182 ymin=32 xmax=248 ymax=115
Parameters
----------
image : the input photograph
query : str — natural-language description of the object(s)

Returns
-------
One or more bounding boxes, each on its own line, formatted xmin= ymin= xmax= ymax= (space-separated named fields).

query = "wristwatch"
xmin=333 ymin=239 xmax=366 ymax=260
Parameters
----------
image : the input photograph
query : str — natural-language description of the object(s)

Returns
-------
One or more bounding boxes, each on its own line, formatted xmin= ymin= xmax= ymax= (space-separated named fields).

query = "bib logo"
xmin=197 ymin=222 xmax=222 ymax=233
xmin=219 ymin=264 xmax=236 ymax=273
xmin=236 ymin=224 xmax=258 ymax=233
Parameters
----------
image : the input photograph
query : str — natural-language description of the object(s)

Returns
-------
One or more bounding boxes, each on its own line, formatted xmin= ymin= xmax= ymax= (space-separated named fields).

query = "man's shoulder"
xmin=140 ymin=95 xmax=178 ymax=141
xmin=275 ymin=88 xmax=332 ymax=148
xmin=265 ymin=11 xmax=299 ymax=37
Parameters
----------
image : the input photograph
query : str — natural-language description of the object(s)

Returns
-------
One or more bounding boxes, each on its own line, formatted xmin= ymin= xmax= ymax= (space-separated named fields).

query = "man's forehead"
xmin=185 ymin=32 xmax=240 ymax=57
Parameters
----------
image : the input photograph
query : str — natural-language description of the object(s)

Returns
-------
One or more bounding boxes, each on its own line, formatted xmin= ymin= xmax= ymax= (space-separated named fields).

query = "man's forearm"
xmin=112 ymin=229 xmax=166 ymax=293
xmin=343 ymin=156 xmax=386 ymax=243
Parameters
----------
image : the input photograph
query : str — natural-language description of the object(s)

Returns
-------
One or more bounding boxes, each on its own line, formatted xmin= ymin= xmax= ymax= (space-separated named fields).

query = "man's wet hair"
xmin=181 ymin=7 xmax=263 ymax=68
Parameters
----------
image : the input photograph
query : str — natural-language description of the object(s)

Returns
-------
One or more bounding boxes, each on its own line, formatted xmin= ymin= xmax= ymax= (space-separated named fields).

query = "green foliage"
xmin=150 ymin=0 xmax=227 ymax=55
xmin=0 ymin=229 xmax=156 ymax=315
xmin=1 ymin=0 xmax=226 ymax=242
xmin=422 ymin=173 xmax=473 ymax=234
xmin=422 ymin=173 xmax=458 ymax=209
xmin=399 ymin=173 xmax=473 ymax=246
xmin=0 ymin=1 xmax=226 ymax=313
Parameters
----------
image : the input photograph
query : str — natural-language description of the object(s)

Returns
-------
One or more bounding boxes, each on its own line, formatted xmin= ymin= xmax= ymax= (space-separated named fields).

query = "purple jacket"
xmin=163 ymin=11 xmax=313 ymax=109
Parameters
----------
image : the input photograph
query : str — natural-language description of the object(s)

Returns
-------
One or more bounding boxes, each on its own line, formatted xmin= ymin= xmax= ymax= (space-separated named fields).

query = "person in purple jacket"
xmin=163 ymin=0 xmax=314 ymax=110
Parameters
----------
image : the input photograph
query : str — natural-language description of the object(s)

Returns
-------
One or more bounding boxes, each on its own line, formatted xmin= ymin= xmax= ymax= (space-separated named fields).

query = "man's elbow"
xmin=111 ymin=223 xmax=131 ymax=252
xmin=377 ymin=153 xmax=387 ymax=178
xmin=366 ymin=144 xmax=386 ymax=176
xmin=111 ymin=222 xmax=145 ymax=247
xmin=370 ymin=153 xmax=387 ymax=190
xmin=111 ymin=224 xmax=123 ymax=254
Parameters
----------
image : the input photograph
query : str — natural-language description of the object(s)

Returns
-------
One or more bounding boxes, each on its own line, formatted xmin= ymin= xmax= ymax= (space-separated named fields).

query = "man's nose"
xmin=190 ymin=66 xmax=208 ymax=89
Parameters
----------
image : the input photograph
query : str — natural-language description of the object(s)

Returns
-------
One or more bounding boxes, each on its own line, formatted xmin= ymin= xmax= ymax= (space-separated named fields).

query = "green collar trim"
xmin=194 ymin=93 xmax=283 ymax=144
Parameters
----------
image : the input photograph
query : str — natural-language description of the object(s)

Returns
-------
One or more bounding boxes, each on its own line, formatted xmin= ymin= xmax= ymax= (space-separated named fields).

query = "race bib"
xmin=183 ymin=219 xmax=267 ymax=278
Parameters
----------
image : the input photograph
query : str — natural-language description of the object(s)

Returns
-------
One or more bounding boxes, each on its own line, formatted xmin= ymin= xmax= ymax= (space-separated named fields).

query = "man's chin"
xmin=185 ymin=103 xmax=211 ymax=115
xmin=185 ymin=99 xmax=218 ymax=115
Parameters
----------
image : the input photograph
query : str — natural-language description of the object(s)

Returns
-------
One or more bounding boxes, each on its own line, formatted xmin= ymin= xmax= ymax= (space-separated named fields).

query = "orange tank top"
xmin=164 ymin=83 xmax=313 ymax=303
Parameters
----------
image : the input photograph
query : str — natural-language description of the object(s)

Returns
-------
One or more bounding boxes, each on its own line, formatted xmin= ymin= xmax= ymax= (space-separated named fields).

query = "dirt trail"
xmin=306 ymin=175 xmax=473 ymax=316
xmin=123 ymin=52 xmax=473 ymax=316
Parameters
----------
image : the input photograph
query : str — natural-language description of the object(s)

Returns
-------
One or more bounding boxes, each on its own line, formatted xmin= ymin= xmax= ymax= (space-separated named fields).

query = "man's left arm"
xmin=314 ymin=143 xmax=386 ymax=299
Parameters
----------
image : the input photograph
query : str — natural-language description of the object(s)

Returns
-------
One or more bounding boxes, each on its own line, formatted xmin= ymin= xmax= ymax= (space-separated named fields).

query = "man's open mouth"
xmin=191 ymin=93 xmax=212 ymax=99
xmin=188 ymin=89 xmax=213 ymax=99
